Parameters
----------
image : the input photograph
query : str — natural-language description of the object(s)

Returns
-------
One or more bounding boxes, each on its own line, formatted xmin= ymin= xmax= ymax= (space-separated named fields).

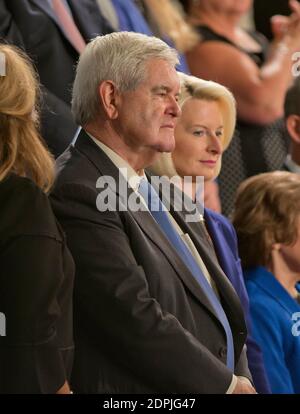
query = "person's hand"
xmin=271 ymin=0 xmax=300 ymax=46
xmin=232 ymin=378 xmax=257 ymax=394
xmin=271 ymin=15 xmax=290 ymax=40
xmin=289 ymin=0 xmax=300 ymax=19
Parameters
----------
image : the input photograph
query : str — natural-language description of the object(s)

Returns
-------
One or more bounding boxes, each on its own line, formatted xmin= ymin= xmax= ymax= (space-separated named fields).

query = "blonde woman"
xmin=0 ymin=44 xmax=74 ymax=394
xmin=150 ymin=72 xmax=271 ymax=393
xmin=233 ymin=171 xmax=300 ymax=394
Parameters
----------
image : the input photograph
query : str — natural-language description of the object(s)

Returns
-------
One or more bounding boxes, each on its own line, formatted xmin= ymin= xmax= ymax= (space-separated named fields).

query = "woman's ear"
xmin=272 ymin=242 xmax=281 ymax=252
xmin=98 ymin=80 xmax=120 ymax=119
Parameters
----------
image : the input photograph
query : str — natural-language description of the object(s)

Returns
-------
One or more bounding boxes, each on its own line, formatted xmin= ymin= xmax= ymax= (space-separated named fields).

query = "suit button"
xmin=219 ymin=347 xmax=227 ymax=358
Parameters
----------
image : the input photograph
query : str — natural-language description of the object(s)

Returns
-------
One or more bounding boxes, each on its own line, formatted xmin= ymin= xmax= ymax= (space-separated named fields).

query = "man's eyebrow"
xmin=151 ymin=86 xmax=180 ymax=99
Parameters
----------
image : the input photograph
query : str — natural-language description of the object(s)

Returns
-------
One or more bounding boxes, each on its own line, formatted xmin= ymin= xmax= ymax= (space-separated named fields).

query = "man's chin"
xmin=154 ymin=140 xmax=175 ymax=154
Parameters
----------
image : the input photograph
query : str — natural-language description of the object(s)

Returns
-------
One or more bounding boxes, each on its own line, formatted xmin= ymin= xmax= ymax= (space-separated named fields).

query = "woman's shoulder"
xmin=195 ymin=25 xmax=232 ymax=44
xmin=0 ymin=173 xmax=49 ymax=209
xmin=205 ymin=208 xmax=234 ymax=233
xmin=205 ymin=208 xmax=239 ymax=252
xmin=1 ymin=173 xmax=42 ymax=193
xmin=0 ymin=174 xmax=62 ymax=242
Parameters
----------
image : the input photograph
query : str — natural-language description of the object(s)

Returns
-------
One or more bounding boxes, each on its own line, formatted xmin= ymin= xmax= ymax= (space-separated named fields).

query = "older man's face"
xmin=116 ymin=58 xmax=181 ymax=167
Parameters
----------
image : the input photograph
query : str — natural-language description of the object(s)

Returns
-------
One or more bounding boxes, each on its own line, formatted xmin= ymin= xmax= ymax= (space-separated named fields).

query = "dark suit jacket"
xmin=0 ymin=0 xmax=113 ymax=157
xmin=0 ymin=174 xmax=74 ymax=393
xmin=204 ymin=210 xmax=271 ymax=394
xmin=50 ymin=129 xmax=250 ymax=393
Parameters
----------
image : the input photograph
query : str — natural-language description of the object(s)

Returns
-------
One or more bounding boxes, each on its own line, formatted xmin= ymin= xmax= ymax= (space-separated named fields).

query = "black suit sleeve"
xmin=0 ymin=236 xmax=69 ymax=393
xmin=40 ymin=87 xmax=78 ymax=158
xmin=51 ymin=183 xmax=234 ymax=393
xmin=0 ymin=178 xmax=74 ymax=394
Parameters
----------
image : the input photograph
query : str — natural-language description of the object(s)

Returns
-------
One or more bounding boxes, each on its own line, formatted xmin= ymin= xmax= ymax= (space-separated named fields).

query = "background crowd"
xmin=0 ymin=0 xmax=300 ymax=394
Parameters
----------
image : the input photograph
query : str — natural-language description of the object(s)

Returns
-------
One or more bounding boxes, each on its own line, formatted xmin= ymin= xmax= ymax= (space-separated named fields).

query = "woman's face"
xmin=172 ymin=98 xmax=224 ymax=182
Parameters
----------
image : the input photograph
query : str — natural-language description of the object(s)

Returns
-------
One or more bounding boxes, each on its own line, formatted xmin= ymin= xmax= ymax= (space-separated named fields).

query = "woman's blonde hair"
xmin=151 ymin=72 xmax=236 ymax=179
xmin=177 ymin=72 xmax=236 ymax=150
xmin=144 ymin=0 xmax=199 ymax=52
xmin=0 ymin=44 xmax=54 ymax=192
xmin=232 ymin=171 xmax=300 ymax=269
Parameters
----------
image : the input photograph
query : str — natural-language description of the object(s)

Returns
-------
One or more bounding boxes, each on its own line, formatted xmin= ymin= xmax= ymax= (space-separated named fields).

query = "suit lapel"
xmin=167 ymin=188 xmax=246 ymax=337
xmin=74 ymin=131 xmax=221 ymax=321
xmin=131 ymin=209 xmax=221 ymax=320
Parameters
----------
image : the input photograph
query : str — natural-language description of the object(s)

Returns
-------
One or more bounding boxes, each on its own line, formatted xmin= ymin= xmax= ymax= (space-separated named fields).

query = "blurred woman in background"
xmin=178 ymin=0 xmax=300 ymax=216
xmin=233 ymin=171 xmax=300 ymax=393
xmin=0 ymin=44 xmax=74 ymax=393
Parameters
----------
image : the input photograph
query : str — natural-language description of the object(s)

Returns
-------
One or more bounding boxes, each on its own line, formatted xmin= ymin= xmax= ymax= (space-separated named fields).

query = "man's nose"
xmin=167 ymin=95 xmax=182 ymax=118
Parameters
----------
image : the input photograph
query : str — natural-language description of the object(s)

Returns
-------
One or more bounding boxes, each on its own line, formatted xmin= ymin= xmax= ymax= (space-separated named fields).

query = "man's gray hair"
xmin=72 ymin=32 xmax=179 ymax=125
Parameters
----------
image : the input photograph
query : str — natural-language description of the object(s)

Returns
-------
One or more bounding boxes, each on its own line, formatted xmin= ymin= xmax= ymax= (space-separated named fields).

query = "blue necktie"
xmin=138 ymin=178 xmax=234 ymax=370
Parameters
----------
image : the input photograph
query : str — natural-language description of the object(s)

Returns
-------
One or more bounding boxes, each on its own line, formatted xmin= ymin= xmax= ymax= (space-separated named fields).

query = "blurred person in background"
xmin=282 ymin=78 xmax=300 ymax=172
xmin=178 ymin=0 xmax=300 ymax=216
xmin=0 ymin=0 xmax=113 ymax=157
xmin=254 ymin=0 xmax=294 ymax=40
xmin=108 ymin=0 xmax=193 ymax=73
xmin=233 ymin=171 xmax=300 ymax=393
xmin=0 ymin=44 xmax=74 ymax=394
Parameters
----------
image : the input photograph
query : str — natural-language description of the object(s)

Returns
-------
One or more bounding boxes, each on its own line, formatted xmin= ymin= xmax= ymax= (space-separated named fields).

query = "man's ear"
xmin=98 ymin=80 xmax=120 ymax=119
xmin=286 ymin=114 xmax=300 ymax=144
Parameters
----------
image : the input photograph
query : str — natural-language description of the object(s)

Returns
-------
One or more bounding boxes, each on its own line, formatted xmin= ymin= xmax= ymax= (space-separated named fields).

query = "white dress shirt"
xmin=284 ymin=154 xmax=300 ymax=174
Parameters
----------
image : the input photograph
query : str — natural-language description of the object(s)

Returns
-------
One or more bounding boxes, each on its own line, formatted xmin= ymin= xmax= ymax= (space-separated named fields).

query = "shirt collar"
xmin=87 ymin=133 xmax=145 ymax=192
xmin=284 ymin=154 xmax=300 ymax=174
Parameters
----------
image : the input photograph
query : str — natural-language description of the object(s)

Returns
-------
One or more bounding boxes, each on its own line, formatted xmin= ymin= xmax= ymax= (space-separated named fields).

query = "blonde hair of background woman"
xmin=151 ymin=72 xmax=236 ymax=179
xmin=0 ymin=44 xmax=54 ymax=192
xmin=144 ymin=0 xmax=199 ymax=52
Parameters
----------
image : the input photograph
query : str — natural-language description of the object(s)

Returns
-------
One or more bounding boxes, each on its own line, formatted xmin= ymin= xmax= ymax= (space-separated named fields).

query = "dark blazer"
xmin=204 ymin=210 xmax=271 ymax=394
xmin=245 ymin=266 xmax=300 ymax=393
xmin=0 ymin=0 xmax=113 ymax=157
xmin=50 ymin=129 xmax=250 ymax=393
xmin=0 ymin=174 xmax=74 ymax=393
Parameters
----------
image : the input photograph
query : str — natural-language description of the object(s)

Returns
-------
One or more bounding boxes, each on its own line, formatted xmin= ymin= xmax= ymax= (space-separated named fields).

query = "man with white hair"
xmin=51 ymin=31 xmax=254 ymax=394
